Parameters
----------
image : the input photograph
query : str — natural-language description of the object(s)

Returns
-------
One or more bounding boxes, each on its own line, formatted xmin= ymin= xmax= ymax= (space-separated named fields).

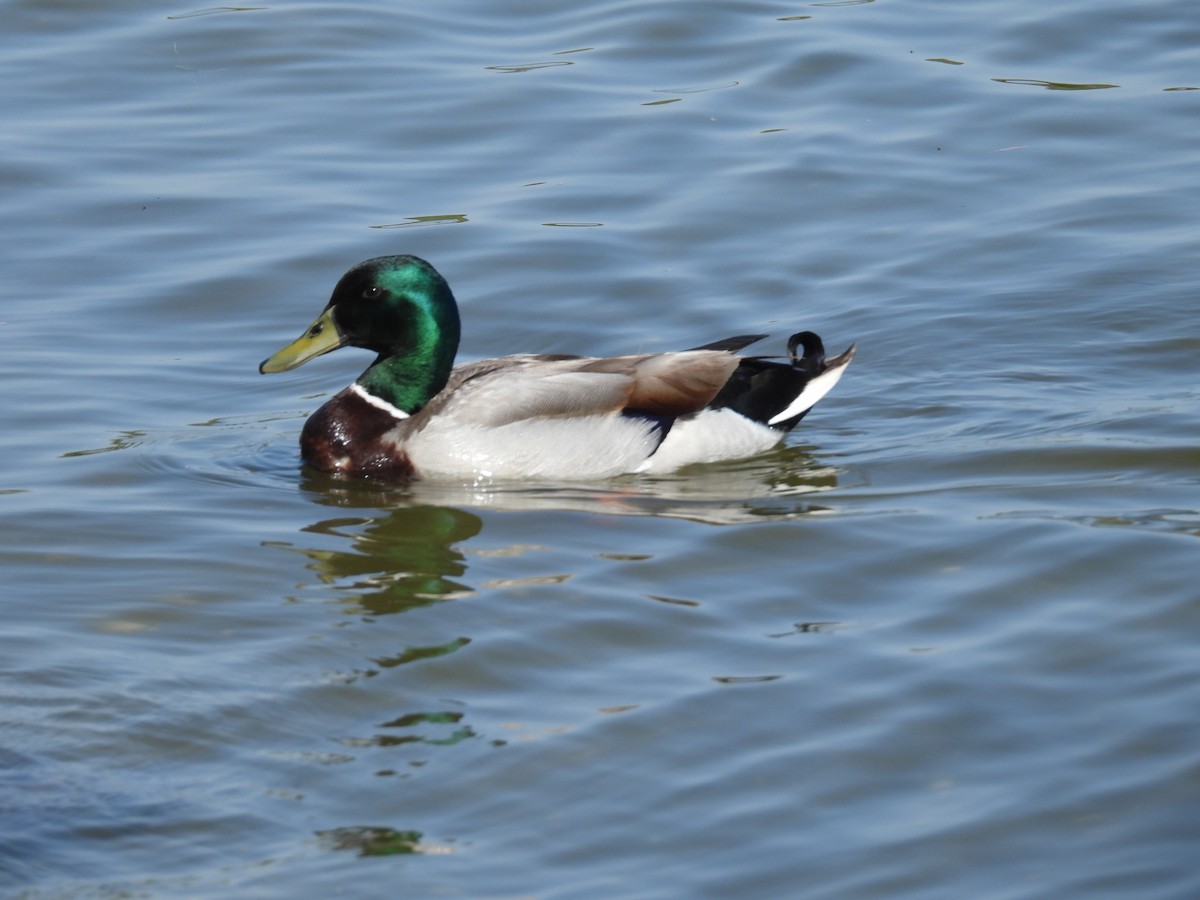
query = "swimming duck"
xmin=260 ymin=255 xmax=854 ymax=480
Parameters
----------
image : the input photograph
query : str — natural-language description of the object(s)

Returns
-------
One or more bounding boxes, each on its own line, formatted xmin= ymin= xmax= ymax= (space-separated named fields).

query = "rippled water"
xmin=3 ymin=1 xmax=1199 ymax=897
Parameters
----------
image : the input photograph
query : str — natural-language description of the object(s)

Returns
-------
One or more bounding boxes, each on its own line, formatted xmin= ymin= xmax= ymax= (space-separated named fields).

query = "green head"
xmin=260 ymin=255 xmax=462 ymax=413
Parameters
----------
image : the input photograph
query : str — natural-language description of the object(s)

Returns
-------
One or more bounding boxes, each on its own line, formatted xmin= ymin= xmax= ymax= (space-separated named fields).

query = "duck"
xmin=260 ymin=254 xmax=855 ymax=481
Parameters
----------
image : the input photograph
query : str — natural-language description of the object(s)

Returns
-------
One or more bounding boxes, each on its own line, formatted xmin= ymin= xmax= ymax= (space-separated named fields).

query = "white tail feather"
xmin=767 ymin=358 xmax=851 ymax=426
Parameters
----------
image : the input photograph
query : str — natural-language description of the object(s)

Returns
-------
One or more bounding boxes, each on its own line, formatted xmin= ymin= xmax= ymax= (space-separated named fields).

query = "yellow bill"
xmin=260 ymin=307 xmax=345 ymax=374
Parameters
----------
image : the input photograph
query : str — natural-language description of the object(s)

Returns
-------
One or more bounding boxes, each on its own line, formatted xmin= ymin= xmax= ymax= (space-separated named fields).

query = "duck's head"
xmin=260 ymin=255 xmax=460 ymax=377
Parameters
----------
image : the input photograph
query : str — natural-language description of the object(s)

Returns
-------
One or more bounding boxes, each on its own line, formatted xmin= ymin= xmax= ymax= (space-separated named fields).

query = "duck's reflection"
xmin=299 ymin=444 xmax=841 ymax=523
xmin=273 ymin=450 xmax=844 ymax=848
xmin=278 ymin=445 xmax=842 ymax=619
xmin=284 ymin=500 xmax=482 ymax=617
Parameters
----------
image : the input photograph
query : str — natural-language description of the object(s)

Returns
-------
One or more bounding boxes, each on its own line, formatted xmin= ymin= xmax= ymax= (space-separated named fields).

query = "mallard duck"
xmin=260 ymin=255 xmax=854 ymax=480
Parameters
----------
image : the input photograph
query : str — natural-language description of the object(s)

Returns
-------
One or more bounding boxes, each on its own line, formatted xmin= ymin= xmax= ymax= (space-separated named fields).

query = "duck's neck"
xmin=350 ymin=260 xmax=462 ymax=415
xmin=355 ymin=322 xmax=460 ymax=415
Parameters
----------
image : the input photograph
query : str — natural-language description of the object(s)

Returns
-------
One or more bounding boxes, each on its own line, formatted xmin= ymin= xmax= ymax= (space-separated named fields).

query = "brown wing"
xmin=616 ymin=351 xmax=740 ymax=416
xmin=411 ymin=351 xmax=738 ymax=429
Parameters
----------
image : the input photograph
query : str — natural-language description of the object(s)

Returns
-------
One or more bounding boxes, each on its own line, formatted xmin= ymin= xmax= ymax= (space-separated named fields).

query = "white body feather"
xmin=637 ymin=409 xmax=783 ymax=474
xmin=401 ymin=407 xmax=784 ymax=480
xmin=405 ymin=413 xmax=662 ymax=480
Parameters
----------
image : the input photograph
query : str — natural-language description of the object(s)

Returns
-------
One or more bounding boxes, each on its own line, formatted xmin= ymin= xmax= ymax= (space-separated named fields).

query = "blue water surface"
xmin=2 ymin=1 xmax=1198 ymax=897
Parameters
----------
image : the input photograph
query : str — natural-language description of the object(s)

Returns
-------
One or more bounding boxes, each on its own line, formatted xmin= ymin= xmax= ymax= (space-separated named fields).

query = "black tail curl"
xmin=706 ymin=331 xmax=834 ymax=431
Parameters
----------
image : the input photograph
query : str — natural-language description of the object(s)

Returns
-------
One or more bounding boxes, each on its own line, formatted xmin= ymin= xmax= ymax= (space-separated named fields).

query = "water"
xmin=3 ymin=0 xmax=1199 ymax=896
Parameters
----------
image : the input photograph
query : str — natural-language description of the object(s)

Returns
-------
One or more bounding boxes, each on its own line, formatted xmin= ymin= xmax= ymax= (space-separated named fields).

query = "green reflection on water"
xmin=373 ymin=636 xmax=471 ymax=668
xmin=270 ymin=504 xmax=482 ymax=616
xmin=165 ymin=7 xmax=266 ymax=20
xmin=369 ymin=213 xmax=468 ymax=229
xmin=317 ymin=826 xmax=425 ymax=856
xmin=485 ymin=61 xmax=573 ymax=74
xmin=375 ymin=710 xmax=476 ymax=747
xmin=61 ymin=430 xmax=147 ymax=457
xmin=992 ymin=78 xmax=1119 ymax=91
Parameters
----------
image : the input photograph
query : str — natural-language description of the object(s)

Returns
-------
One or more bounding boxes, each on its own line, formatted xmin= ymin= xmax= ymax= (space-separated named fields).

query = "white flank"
xmin=351 ymin=382 xmax=410 ymax=421
xmin=407 ymin=413 xmax=662 ymax=480
xmin=766 ymin=359 xmax=851 ymax=426
xmin=638 ymin=408 xmax=782 ymax=474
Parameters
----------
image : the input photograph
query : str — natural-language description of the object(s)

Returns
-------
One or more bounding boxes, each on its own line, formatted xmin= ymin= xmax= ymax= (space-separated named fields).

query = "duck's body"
xmin=261 ymin=255 xmax=854 ymax=481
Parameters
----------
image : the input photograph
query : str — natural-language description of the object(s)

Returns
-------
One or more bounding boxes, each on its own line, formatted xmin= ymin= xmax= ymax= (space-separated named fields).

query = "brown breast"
xmin=300 ymin=387 xmax=416 ymax=479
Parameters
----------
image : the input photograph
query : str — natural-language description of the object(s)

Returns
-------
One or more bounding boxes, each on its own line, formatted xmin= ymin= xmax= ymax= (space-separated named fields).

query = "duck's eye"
xmin=362 ymin=285 xmax=383 ymax=300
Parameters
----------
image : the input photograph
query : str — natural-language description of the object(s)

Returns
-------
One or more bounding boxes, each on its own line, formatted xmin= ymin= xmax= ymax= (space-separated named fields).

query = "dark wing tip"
xmin=687 ymin=334 xmax=769 ymax=353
